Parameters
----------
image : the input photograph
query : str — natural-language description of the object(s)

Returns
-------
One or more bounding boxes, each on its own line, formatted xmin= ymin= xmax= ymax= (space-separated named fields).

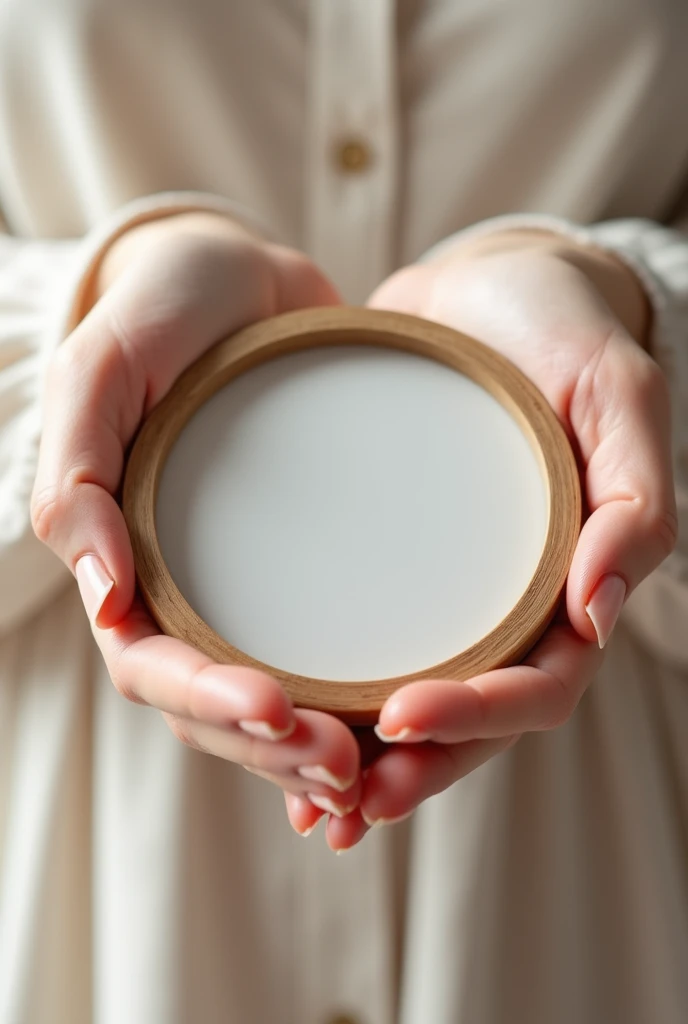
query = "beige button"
xmin=335 ymin=138 xmax=373 ymax=173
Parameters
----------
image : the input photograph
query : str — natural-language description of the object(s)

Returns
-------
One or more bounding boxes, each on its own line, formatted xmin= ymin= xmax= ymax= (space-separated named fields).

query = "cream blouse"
xmin=1 ymin=2 xmax=688 ymax=1023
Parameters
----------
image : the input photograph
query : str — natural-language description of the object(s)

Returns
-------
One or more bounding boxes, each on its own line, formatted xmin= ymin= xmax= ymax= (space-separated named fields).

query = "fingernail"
xmin=297 ymin=765 xmax=355 ymax=792
xmin=238 ymin=720 xmax=295 ymax=741
xmin=296 ymin=820 xmax=320 ymax=838
xmin=374 ymin=725 xmax=431 ymax=743
xmin=307 ymin=793 xmax=355 ymax=819
xmin=585 ymin=574 xmax=627 ymax=648
xmin=362 ymin=809 xmax=414 ymax=828
xmin=335 ymin=847 xmax=352 ymax=856
xmin=75 ymin=554 xmax=114 ymax=624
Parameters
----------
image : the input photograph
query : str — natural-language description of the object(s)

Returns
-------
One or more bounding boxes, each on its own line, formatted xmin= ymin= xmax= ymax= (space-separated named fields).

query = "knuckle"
xmin=47 ymin=332 xmax=92 ymax=388
xmin=30 ymin=467 xmax=94 ymax=549
xmin=107 ymin=655 xmax=147 ymax=704
xmin=164 ymin=713 xmax=199 ymax=750
xmin=30 ymin=485 xmax=66 ymax=545
xmin=184 ymin=662 xmax=215 ymax=722
xmin=109 ymin=668 xmax=149 ymax=707
xmin=545 ymin=675 xmax=579 ymax=729
xmin=650 ymin=505 xmax=679 ymax=559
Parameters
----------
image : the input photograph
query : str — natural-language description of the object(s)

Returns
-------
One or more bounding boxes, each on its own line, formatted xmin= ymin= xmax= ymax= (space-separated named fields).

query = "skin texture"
xmin=31 ymin=215 xmax=677 ymax=852
xmin=326 ymin=234 xmax=675 ymax=850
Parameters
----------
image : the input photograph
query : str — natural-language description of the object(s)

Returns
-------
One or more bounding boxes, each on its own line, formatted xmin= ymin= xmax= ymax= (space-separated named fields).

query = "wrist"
xmin=432 ymin=228 xmax=652 ymax=347
xmin=88 ymin=211 xmax=261 ymax=306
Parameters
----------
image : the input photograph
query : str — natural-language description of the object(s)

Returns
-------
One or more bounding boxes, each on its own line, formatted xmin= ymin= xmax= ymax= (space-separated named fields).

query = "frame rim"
xmin=122 ymin=307 xmax=581 ymax=724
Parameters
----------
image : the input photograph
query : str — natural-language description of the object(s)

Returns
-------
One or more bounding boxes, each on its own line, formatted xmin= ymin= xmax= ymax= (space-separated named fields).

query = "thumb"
xmin=566 ymin=330 xmax=677 ymax=646
xmin=31 ymin=237 xmax=339 ymax=628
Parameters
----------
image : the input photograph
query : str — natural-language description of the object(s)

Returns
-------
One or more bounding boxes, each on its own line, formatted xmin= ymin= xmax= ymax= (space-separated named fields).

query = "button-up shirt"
xmin=1 ymin=3 xmax=688 ymax=1023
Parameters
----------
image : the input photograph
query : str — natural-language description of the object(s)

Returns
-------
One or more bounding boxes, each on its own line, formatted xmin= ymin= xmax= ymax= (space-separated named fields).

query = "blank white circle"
xmin=156 ymin=346 xmax=548 ymax=681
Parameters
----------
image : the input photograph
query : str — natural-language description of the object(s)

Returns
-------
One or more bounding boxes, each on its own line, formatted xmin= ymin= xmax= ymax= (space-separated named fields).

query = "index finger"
xmin=375 ymin=623 xmax=603 ymax=744
xmin=94 ymin=596 xmax=296 ymax=738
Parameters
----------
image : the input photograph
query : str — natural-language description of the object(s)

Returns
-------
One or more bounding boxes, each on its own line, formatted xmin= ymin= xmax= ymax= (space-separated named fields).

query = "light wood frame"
xmin=122 ymin=307 xmax=581 ymax=724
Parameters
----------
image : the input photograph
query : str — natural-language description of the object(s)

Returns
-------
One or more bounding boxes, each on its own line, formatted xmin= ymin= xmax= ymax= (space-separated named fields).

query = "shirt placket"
xmin=306 ymin=0 xmax=398 ymax=304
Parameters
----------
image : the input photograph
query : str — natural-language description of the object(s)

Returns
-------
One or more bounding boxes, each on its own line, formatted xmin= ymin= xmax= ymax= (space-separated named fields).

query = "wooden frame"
xmin=122 ymin=307 xmax=581 ymax=724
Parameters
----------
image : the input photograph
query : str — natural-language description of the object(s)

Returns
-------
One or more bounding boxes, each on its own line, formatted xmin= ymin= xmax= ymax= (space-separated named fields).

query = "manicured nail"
xmin=75 ymin=554 xmax=114 ymax=624
xmin=238 ymin=720 xmax=295 ymax=741
xmin=335 ymin=847 xmax=352 ymax=856
xmin=297 ymin=765 xmax=354 ymax=792
xmin=307 ymin=793 xmax=355 ymax=818
xmin=585 ymin=574 xmax=627 ymax=648
xmin=361 ymin=809 xmax=414 ymax=828
xmin=296 ymin=820 xmax=320 ymax=838
xmin=374 ymin=725 xmax=431 ymax=743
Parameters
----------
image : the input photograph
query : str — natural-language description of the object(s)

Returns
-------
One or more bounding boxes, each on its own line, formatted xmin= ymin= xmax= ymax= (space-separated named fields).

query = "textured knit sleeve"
xmin=422 ymin=213 xmax=688 ymax=669
xmin=0 ymin=192 xmax=271 ymax=635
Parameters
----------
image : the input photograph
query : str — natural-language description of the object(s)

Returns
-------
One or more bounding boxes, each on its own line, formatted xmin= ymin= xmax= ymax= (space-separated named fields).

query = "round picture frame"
xmin=122 ymin=306 xmax=581 ymax=724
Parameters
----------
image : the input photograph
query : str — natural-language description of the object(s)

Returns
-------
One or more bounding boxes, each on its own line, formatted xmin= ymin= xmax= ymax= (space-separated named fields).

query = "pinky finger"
xmin=325 ymin=809 xmax=370 ymax=853
xmin=284 ymin=792 xmax=325 ymax=837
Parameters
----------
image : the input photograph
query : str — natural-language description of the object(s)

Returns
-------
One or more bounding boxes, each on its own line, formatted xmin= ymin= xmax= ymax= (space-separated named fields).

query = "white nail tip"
xmin=297 ymin=765 xmax=353 ymax=792
xmin=374 ymin=725 xmax=429 ymax=743
xmin=363 ymin=811 xmax=414 ymax=829
xmin=585 ymin=574 xmax=627 ymax=649
xmin=307 ymin=793 xmax=354 ymax=818
xmin=238 ymin=720 xmax=295 ymax=741
xmin=75 ymin=554 xmax=114 ymax=622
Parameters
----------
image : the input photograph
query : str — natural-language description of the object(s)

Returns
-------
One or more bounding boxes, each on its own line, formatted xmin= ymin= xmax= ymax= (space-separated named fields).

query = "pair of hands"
xmin=31 ymin=211 xmax=677 ymax=851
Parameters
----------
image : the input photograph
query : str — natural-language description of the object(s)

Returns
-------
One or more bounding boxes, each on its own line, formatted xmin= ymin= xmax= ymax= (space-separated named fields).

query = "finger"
xmin=176 ymin=711 xmax=361 ymax=813
xmin=360 ymin=736 xmax=517 ymax=827
xmin=244 ymin=766 xmax=346 ymax=808
xmin=566 ymin=332 xmax=677 ymax=644
xmin=284 ymin=793 xmax=325 ymax=837
xmin=94 ymin=601 xmax=361 ymax=799
xmin=93 ymin=597 xmax=295 ymax=735
xmin=325 ymin=809 xmax=370 ymax=852
xmin=367 ymin=264 xmax=433 ymax=315
xmin=31 ymin=238 xmax=339 ymax=627
xmin=376 ymin=623 xmax=603 ymax=743
xmin=267 ymin=243 xmax=341 ymax=312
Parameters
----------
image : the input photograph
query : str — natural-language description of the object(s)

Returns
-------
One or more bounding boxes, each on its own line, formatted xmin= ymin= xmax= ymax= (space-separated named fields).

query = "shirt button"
xmin=326 ymin=1016 xmax=363 ymax=1024
xmin=335 ymin=137 xmax=373 ymax=173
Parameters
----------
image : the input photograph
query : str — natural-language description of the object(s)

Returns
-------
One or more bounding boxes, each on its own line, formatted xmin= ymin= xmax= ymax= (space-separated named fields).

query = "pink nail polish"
xmin=374 ymin=725 xmax=431 ymax=743
xmin=307 ymin=793 xmax=355 ymax=818
xmin=585 ymin=574 xmax=627 ymax=648
xmin=75 ymin=554 xmax=114 ymax=624
xmin=238 ymin=720 xmax=295 ymax=741
xmin=373 ymin=812 xmax=414 ymax=828
xmin=297 ymin=765 xmax=354 ymax=792
xmin=297 ymin=821 xmax=319 ymax=838
xmin=361 ymin=809 xmax=414 ymax=828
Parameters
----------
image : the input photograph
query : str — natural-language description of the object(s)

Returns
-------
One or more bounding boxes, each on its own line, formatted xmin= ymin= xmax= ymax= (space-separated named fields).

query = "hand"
xmin=31 ymin=211 xmax=365 ymax=820
xmin=317 ymin=229 xmax=677 ymax=849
